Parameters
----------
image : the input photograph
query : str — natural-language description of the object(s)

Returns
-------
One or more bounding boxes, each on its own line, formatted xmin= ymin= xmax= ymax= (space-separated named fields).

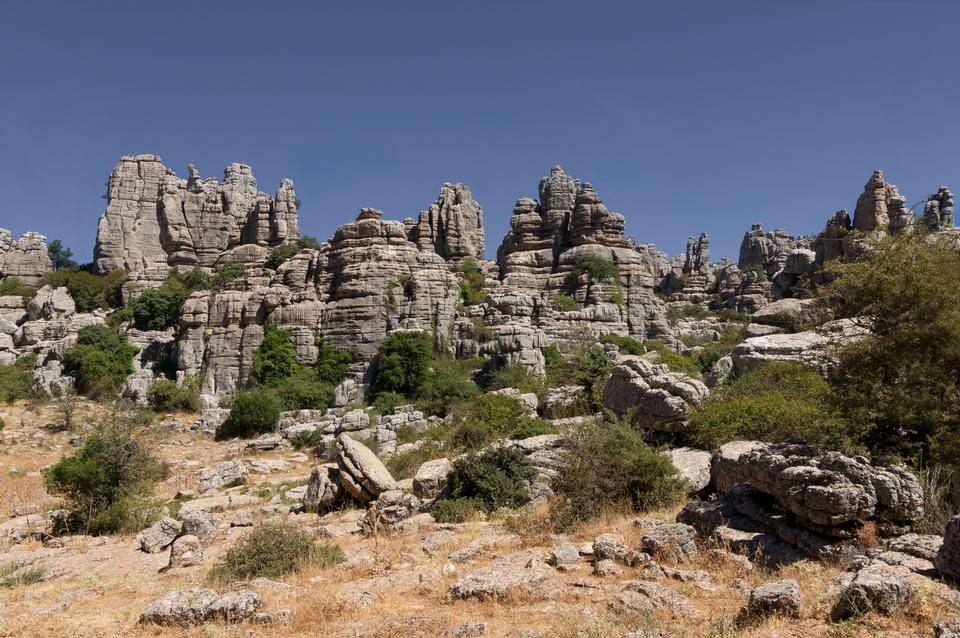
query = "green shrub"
xmin=40 ymin=269 xmax=125 ymax=312
xmin=544 ymin=344 xmax=612 ymax=413
xmin=446 ymin=446 xmax=536 ymax=511
xmin=568 ymin=254 xmax=620 ymax=303
xmin=384 ymin=442 xmax=446 ymax=480
xmin=487 ymin=364 xmax=545 ymax=397
xmin=290 ymin=427 xmax=327 ymax=451
xmin=217 ymin=389 xmax=281 ymax=439
xmin=449 ymin=419 xmax=497 ymax=451
xmin=599 ymin=333 xmax=645 ymax=356
xmin=131 ymin=287 xmax=183 ymax=330
xmin=666 ymin=304 xmax=708 ymax=324
xmin=644 ymin=341 xmax=702 ymax=376
xmin=447 ymin=393 xmax=529 ymax=449
xmin=253 ymin=321 xmax=298 ymax=385
xmin=715 ymin=308 xmax=752 ymax=324
xmin=62 ymin=325 xmax=138 ymax=399
xmin=208 ymin=519 xmax=344 ymax=582
xmin=271 ymin=367 xmax=334 ymax=411
xmin=371 ymin=331 xmax=434 ymax=399
xmin=550 ymin=292 xmax=579 ymax=312
xmin=416 ymin=356 xmax=480 ymax=417
xmin=373 ymin=391 xmax=407 ymax=415
xmin=509 ymin=418 xmax=555 ymax=439
xmin=265 ymin=237 xmax=322 ymax=270
xmin=47 ymin=239 xmax=76 ymax=272
xmin=0 ymin=276 xmax=34 ymax=300
xmin=550 ymin=419 xmax=685 ymax=530
xmin=44 ymin=412 xmax=167 ymax=534
xmin=211 ymin=262 xmax=247 ymax=291
xmin=457 ymin=257 xmax=487 ymax=306
xmin=146 ymin=380 xmax=200 ymax=413
xmin=686 ymin=362 xmax=850 ymax=449
xmin=315 ymin=337 xmax=352 ymax=386
xmin=432 ymin=497 xmax=484 ymax=523
xmin=0 ymin=354 xmax=36 ymax=403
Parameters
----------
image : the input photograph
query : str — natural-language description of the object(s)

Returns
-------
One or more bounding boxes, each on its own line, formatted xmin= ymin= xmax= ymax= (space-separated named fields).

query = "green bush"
xmin=62 ymin=325 xmax=138 ymax=399
xmin=208 ymin=519 xmax=344 ymax=582
xmin=550 ymin=419 xmax=685 ymax=530
xmin=131 ymin=287 xmax=183 ymax=330
xmin=315 ymin=337 xmax=352 ymax=386
xmin=371 ymin=331 xmax=434 ymax=399
xmin=568 ymin=254 xmax=620 ymax=303
xmin=509 ymin=418 xmax=555 ymax=439
xmin=644 ymin=341 xmax=702 ymax=376
xmin=40 ymin=269 xmax=125 ymax=312
xmin=544 ymin=344 xmax=612 ymax=413
xmin=0 ymin=354 xmax=36 ymax=403
xmin=550 ymin=292 xmax=579 ymax=312
xmin=446 ymin=446 xmax=536 ymax=511
xmin=211 ymin=262 xmax=247 ymax=291
xmin=384 ymin=442 xmax=446 ymax=480
xmin=273 ymin=367 xmax=334 ymax=411
xmin=217 ymin=389 xmax=281 ymax=439
xmin=416 ymin=356 xmax=480 ymax=417
xmin=373 ymin=391 xmax=407 ymax=415
xmin=487 ymin=364 xmax=545 ymax=397
xmin=0 ymin=276 xmax=34 ymax=300
xmin=666 ymin=304 xmax=708 ymax=323
xmin=44 ymin=413 xmax=167 ymax=534
xmin=599 ymin=333 xmax=645 ymax=356
xmin=432 ymin=497 xmax=484 ymax=523
xmin=447 ymin=393 xmax=529 ymax=450
xmin=146 ymin=380 xmax=200 ymax=413
xmin=457 ymin=257 xmax=487 ymax=306
xmin=253 ymin=321 xmax=299 ymax=385
xmin=290 ymin=427 xmax=327 ymax=451
xmin=686 ymin=362 xmax=850 ymax=449
xmin=265 ymin=237 xmax=322 ymax=270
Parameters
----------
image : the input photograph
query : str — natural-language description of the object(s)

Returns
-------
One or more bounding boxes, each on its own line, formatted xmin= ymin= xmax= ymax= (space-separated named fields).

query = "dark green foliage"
xmin=677 ymin=327 xmax=746 ymax=375
xmin=371 ymin=331 xmax=434 ymax=399
xmin=47 ymin=239 xmax=77 ymax=271
xmin=550 ymin=292 xmax=579 ymax=312
xmin=290 ymin=428 xmax=327 ymax=451
xmin=644 ymin=341 xmax=702 ymax=376
xmin=62 ymin=325 xmax=138 ymax=398
xmin=384 ymin=442 xmax=446 ymax=480
xmin=509 ymin=419 xmax=555 ymax=439
xmin=0 ymin=277 xmax=34 ymax=300
xmin=372 ymin=391 xmax=407 ymax=416
xmin=599 ymin=333 xmax=645 ymax=356
xmin=432 ymin=497 xmax=484 ymax=523
xmin=666 ymin=304 xmax=708 ymax=323
xmin=131 ymin=287 xmax=183 ymax=330
xmin=415 ymin=356 xmax=480 ymax=417
xmin=570 ymin=254 xmax=620 ymax=283
xmin=270 ymin=366 xmax=334 ymax=411
xmin=208 ymin=519 xmax=344 ymax=582
xmin=446 ymin=446 xmax=536 ymax=512
xmin=686 ymin=362 xmax=849 ymax=449
xmin=0 ymin=354 xmax=36 ymax=403
xmin=314 ymin=337 xmax=352 ymax=386
xmin=146 ymin=380 xmax=200 ymax=413
xmin=44 ymin=413 xmax=167 ymax=534
xmin=217 ymin=389 xmax=281 ymax=439
xmin=714 ymin=308 xmax=752 ymax=324
xmin=550 ymin=419 xmax=685 ymax=530
xmin=211 ymin=262 xmax=247 ymax=291
xmin=40 ymin=269 xmax=125 ymax=312
xmin=448 ymin=393 xmax=528 ymax=450
xmin=544 ymin=344 xmax=612 ymax=413
xmin=253 ymin=321 xmax=299 ymax=385
xmin=265 ymin=237 xmax=322 ymax=270
xmin=487 ymin=363 xmax=545 ymax=397
xmin=457 ymin=257 xmax=487 ymax=306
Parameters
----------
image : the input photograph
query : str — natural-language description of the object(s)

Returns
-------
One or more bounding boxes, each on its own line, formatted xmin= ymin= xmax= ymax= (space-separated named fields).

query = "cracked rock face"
xmin=408 ymin=182 xmax=484 ymax=261
xmin=601 ymin=356 xmax=709 ymax=431
xmin=0 ymin=230 xmax=52 ymax=286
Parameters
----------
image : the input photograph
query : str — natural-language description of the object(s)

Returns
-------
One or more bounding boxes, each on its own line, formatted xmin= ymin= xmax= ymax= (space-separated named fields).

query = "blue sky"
xmin=1 ymin=0 xmax=957 ymax=263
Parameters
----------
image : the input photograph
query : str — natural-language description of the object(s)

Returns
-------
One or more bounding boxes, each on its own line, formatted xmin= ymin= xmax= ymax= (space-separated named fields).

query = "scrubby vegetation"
xmin=543 ymin=343 xmax=611 ymax=414
xmin=208 ymin=519 xmax=344 ymax=582
xmin=0 ymin=353 xmax=37 ymax=403
xmin=446 ymin=393 xmax=547 ymax=450
xmin=216 ymin=389 xmax=281 ymax=439
xmin=62 ymin=324 xmax=138 ymax=399
xmin=40 ymin=268 xmax=125 ymax=312
xmin=371 ymin=331 xmax=434 ymax=399
xmin=550 ymin=292 xmax=578 ymax=312
xmin=0 ymin=276 xmax=34 ymax=300
xmin=599 ymin=333 xmax=645 ymax=355
xmin=146 ymin=379 xmax=200 ymax=413
xmin=445 ymin=446 xmax=536 ymax=512
xmin=550 ymin=418 xmax=685 ymax=530
xmin=568 ymin=254 xmax=623 ymax=304
xmin=129 ymin=266 xmax=214 ymax=331
xmin=44 ymin=411 xmax=167 ymax=534
xmin=432 ymin=497 xmax=484 ymax=523
xmin=264 ymin=236 xmax=322 ymax=270
xmin=457 ymin=257 xmax=487 ymax=306
xmin=486 ymin=363 xmax=545 ymax=397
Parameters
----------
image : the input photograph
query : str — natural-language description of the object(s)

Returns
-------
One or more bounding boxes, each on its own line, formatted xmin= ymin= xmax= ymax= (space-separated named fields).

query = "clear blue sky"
xmin=1 ymin=0 xmax=957 ymax=263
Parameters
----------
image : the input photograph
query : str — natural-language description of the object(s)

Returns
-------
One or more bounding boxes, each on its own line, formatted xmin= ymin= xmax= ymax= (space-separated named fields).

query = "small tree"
xmin=47 ymin=239 xmax=77 ymax=272
xmin=371 ymin=331 xmax=434 ymax=399
xmin=216 ymin=389 xmax=281 ymax=439
xmin=252 ymin=321 xmax=298 ymax=385
xmin=131 ymin=288 xmax=183 ymax=331
xmin=457 ymin=257 xmax=487 ymax=306
xmin=446 ymin=446 xmax=536 ymax=512
xmin=62 ymin=325 xmax=138 ymax=399
xmin=568 ymin=254 xmax=620 ymax=302
xmin=315 ymin=337 xmax=352 ymax=386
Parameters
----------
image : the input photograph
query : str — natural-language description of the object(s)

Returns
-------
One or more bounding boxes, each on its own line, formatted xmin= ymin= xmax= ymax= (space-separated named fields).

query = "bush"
xmin=550 ymin=292 xmax=579 ymax=312
xmin=447 ymin=393 xmax=529 ymax=450
xmin=599 ymin=333 xmax=645 ymax=356
xmin=570 ymin=254 xmax=619 ymax=283
xmin=146 ymin=380 xmax=200 ymax=413
xmin=416 ymin=356 xmax=480 ymax=417
xmin=432 ymin=497 xmax=484 ymax=523
xmin=272 ymin=367 xmax=334 ymax=411
xmin=686 ymin=362 xmax=850 ymax=449
xmin=457 ymin=257 xmax=487 ymax=306
xmin=208 ymin=519 xmax=344 ymax=582
xmin=666 ymin=304 xmax=708 ymax=323
xmin=315 ymin=337 xmax=352 ymax=386
xmin=211 ymin=262 xmax=247 ymax=291
xmin=252 ymin=321 xmax=299 ymax=385
xmin=62 ymin=325 xmax=138 ymax=399
xmin=131 ymin=287 xmax=183 ymax=330
xmin=0 ymin=354 xmax=36 ymax=403
xmin=217 ymin=389 xmax=281 ymax=439
xmin=446 ymin=446 xmax=536 ymax=512
xmin=509 ymin=418 xmax=555 ymax=439
xmin=371 ymin=331 xmax=434 ymax=399
xmin=0 ymin=276 xmax=34 ymax=300
xmin=487 ymin=364 xmax=545 ymax=397
xmin=384 ymin=442 xmax=446 ymax=480
xmin=550 ymin=419 xmax=685 ymax=530
xmin=40 ymin=269 xmax=125 ymax=312
xmin=290 ymin=428 xmax=326 ymax=451
xmin=44 ymin=412 xmax=167 ymax=534
xmin=644 ymin=341 xmax=702 ymax=376
xmin=265 ymin=237 xmax=322 ymax=270
xmin=544 ymin=344 xmax=612 ymax=413
xmin=373 ymin=391 xmax=407 ymax=415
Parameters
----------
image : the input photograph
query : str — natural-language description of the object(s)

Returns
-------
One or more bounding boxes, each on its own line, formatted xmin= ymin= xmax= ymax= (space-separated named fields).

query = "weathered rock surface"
xmin=831 ymin=562 xmax=913 ymax=619
xmin=336 ymin=435 xmax=397 ymax=502
xmin=743 ymin=579 xmax=801 ymax=620
xmin=665 ymin=447 xmax=712 ymax=494
xmin=0 ymin=230 xmax=52 ymax=286
xmin=602 ymin=356 xmax=708 ymax=431
xmin=138 ymin=588 xmax=263 ymax=626
xmin=449 ymin=565 xmax=547 ymax=600
xmin=936 ymin=514 xmax=960 ymax=582
xmin=197 ymin=460 xmax=248 ymax=494
xmin=136 ymin=517 xmax=182 ymax=554
xmin=408 ymin=182 xmax=484 ymax=261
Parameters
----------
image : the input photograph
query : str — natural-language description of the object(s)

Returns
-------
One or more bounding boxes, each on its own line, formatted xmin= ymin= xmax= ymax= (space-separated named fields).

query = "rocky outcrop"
xmin=729 ymin=318 xmax=868 ymax=375
xmin=408 ymin=182 xmax=484 ymax=261
xmin=336 ymin=434 xmax=397 ymax=503
xmin=138 ymin=588 xmax=264 ymax=626
xmin=924 ymin=186 xmax=955 ymax=231
xmin=94 ymin=155 xmax=299 ymax=275
xmin=0 ymin=230 xmax=52 ymax=285
xmin=853 ymin=169 xmax=911 ymax=234
xmin=602 ymin=356 xmax=709 ymax=431
xmin=936 ymin=514 xmax=960 ymax=582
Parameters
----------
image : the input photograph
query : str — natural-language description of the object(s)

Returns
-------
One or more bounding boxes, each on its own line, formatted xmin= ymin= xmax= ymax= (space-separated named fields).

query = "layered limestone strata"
xmin=0 ymin=230 xmax=52 ymax=286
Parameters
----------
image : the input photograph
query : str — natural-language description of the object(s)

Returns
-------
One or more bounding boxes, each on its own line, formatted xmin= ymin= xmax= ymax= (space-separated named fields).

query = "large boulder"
xmin=743 ymin=579 xmax=801 ymax=620
xmin=197 ymin=460 xmax=248 ymax=494
xmin=936 ymin=514 xmax=960 ymax=582
xmin=335 ymin=435 xmax=397 ymax=503
xmin=412 ymin=457 xmax=451 ymax=500
xmin=303 ymin=464 xmax=343 ymax=513
xmin=831 ymin=563 xmax=913 ymax=620
xmin=602 ymin=356 xmax=708 ymax=431
xmin=138 ymin=588 xmax=263 ymax=626
xmin=135 ymin=517 xmax=182 ymax=554
xmin=665 ymin=447 xmax=712 ymax=494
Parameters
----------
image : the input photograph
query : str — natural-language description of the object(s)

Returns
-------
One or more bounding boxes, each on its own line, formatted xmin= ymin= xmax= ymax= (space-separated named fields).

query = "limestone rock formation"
xmin=853 ymin=170 xmax=910 ymax=234
xmin=924 ymin=186 xmax=955 ymax=231
xmin=94 ymin=155 xmax=299 ymax=275
xmin=602 ymin=356 xmax=709 ymax=431
xmin=0 ymin=230 xmax=52 ymax=285
xmin=408 ymin=182 xmax=484 ymax=261
xmin=738 ymin=225 xmax=800 ymax=275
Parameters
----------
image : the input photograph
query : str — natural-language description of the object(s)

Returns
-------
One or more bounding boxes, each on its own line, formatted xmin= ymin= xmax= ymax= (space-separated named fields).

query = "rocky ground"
xmin=0 ymin=402 xmax=958 ymax=638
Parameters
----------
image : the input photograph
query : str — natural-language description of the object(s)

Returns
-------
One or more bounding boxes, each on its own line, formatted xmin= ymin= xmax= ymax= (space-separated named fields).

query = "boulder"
xmin=139 ymin=588 xmax=263 ymax=626
xmin=936 ymin=514 xmax=960 ymax=582
xmin=412 ymin=457 xmax=451 ymax=500
xmin=602 ymin=356 xmax=708 ymax=431
xmin=638 ymin=522 xmax=698 ymax=563
xmin=831 ymin=563 xmax=913 ymax=620
xmin=449 ymin=565 xmax=547 ymax=600
xmin=743 ymin=579 xmax=800 ymax=620
xmin=197 ymin=460 xmax=248 ymax=494
xmin=335 ymin=435 xmax=396 ymax=503
xmin=136 ymin=517 xmax=182 ymax=554
xmin=168 ymin=535 xmax=203 ymax=568
xmin=303 ymin=464 xmax=343 ymax=513
xmin=665 ymin=447 xmax=712 ymax=494
xmin=180 ymin=512 xmax=218 ymax=546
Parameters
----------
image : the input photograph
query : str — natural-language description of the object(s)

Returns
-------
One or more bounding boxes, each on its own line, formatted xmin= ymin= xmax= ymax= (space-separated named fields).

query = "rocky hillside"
xmin=1 ymin=160 xmax=960 ymax=637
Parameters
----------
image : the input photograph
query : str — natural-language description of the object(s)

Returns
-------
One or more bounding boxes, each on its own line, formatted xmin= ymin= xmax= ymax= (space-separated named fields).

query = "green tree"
xmin=371 ymin=331 xmax=434 ymax=399
xmin=252 ymin=321 xmax=299 ymax=385
xmin=315 ymin=337 xmax=352 ymax=385
xmin=47 ymin=239 xmax=77 ymax=271
xmin=568 ymin=254 xmax=620 ymax=302
xmin=62 ymin=325 xmax=138 ymax=398
xmin=131 ymin=288 xmax=183 ymax=330
xmin=40 ymin=269 xmax=125 ymax=312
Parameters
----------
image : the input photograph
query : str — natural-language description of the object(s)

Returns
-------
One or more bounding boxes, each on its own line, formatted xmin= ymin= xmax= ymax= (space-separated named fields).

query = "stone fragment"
xmin=136 ymin=517 xmax=182 ymax=554
xmin=139 ymin=588 xmax=263 ymax=626
xmin=412 ymin=457 xmax=451 ymax=500
xmin=449 ymin=566 xmax=547 ymax=600
xmin=168 ymin=535 xmax=203 ymax=568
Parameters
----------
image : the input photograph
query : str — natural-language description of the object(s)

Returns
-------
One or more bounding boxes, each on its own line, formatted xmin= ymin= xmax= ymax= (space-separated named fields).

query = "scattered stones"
xmin=592 ymin=559 xmax=622 ymax=577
